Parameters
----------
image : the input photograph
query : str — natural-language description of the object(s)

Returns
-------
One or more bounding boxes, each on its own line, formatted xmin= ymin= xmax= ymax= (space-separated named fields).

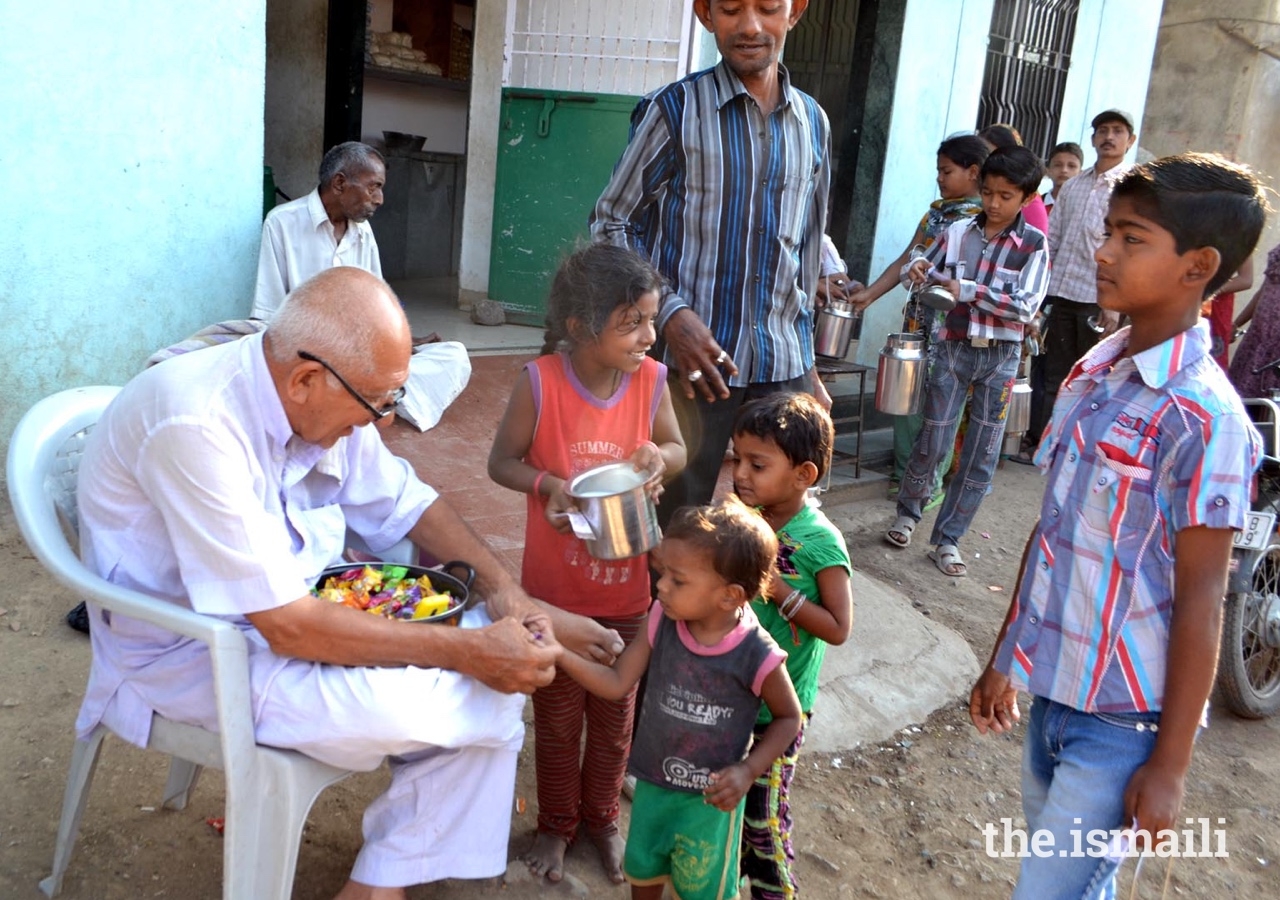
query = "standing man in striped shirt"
xmin=590 ymin=0 xmax=830 ymax=524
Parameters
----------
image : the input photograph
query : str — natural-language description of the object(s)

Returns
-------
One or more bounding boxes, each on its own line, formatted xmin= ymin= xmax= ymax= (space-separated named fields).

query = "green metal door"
xmin=488 ymin=88 xmax=639 ymax=326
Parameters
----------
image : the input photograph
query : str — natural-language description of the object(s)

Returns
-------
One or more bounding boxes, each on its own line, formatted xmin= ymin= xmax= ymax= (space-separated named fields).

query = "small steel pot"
xmin=815 ymin=303 xmax=862 ymax=359
xmin=566 ymin=462 xmax=661 ymax=560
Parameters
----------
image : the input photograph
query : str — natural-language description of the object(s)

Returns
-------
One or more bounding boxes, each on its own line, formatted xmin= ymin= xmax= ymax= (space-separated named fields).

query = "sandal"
xmin=929 ymin=543 xmax=967 ymax=578
xmin=1007 ymin=449 xmax=1036 ymax=466
xmin=885 ymin=515 xmax=916 ymax=548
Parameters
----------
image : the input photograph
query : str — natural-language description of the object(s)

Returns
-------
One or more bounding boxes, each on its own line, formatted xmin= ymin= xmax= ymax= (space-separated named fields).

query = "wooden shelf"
xmin=365 ymin=64 xmax=469 ymax=92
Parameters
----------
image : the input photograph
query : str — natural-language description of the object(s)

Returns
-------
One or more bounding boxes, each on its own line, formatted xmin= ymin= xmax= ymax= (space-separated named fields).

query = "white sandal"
xmin=929 ymin=543 xmax=967 ymax=578
xmin=885 ymin=515 xmax=916 ymax=548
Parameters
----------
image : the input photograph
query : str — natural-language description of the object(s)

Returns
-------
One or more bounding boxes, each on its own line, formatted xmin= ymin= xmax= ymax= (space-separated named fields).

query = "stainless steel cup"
xmin=566 ymin=463 xmax=661 ymax=560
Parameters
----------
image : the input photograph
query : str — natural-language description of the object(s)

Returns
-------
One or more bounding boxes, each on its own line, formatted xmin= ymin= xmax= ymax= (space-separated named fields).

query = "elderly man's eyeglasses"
xmin=297 ymin=350 xmax=405 ymax=419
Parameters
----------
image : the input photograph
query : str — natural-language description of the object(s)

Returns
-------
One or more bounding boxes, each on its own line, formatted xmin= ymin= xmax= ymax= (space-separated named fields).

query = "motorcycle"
xmin=1217 ymin=392 xmax=1280 ymax=718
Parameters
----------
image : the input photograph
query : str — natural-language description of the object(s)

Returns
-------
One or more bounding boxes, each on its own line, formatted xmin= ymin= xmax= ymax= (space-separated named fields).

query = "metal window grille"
xmin=977 ymin=0 xmax=1080 ymax=162
xmin=505 ymin=0 xmax=694 ymax=94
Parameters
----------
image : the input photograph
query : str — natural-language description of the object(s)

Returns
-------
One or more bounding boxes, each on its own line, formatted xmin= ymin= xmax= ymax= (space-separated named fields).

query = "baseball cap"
xmin=1091 ymin=109 xmax=1135 ymax=131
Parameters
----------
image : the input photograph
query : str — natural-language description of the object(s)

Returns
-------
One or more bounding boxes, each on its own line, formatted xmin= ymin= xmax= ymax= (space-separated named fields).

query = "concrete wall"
xmin=1 ymin=1 xmax=266 ymax=460
xmin=264 ymin=0 xmax=327 ymax=200
xmin=1141 ymin=0 xmax=1280 ymax=266
xmin=459 ymin=0 xmax=508 ymax=303
xmin=855 ymin=0 xmax=995 ymax=366
xmin=1056 ymin=0 xmax=1161 ymax=155
xmin=362 ymin=0 xmax=470 ymax=155
xmin=855 ymin=0 xmax=1163 ymax=366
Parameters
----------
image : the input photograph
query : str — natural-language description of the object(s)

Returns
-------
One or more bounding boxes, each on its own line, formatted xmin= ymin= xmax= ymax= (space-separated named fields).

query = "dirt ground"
xmin=2 ymin=461 xmax=1279 ymax=899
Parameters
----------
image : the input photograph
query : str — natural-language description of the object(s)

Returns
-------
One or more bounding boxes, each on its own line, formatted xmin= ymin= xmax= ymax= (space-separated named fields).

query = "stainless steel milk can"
xmin=874 ymin=333 xmax=926 ymax=415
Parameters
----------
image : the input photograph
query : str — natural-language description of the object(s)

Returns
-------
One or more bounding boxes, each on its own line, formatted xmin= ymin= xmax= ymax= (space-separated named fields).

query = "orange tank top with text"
xmin=521 ymin=353 xmax=665 ymax=616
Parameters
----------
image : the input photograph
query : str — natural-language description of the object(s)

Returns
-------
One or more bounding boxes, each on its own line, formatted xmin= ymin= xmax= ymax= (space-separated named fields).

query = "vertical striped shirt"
xmin=993 ymin=321 xmax=1261 ymax=713
xmin=1045 ymin=163 xmax=1133 ymax=305
xmin=590 ymin=62 xmax=831 ymax=386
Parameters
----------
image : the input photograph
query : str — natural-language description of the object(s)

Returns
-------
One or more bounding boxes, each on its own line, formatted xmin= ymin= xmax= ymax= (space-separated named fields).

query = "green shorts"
xmin=624 ymin=778 xmax=745 ymax=900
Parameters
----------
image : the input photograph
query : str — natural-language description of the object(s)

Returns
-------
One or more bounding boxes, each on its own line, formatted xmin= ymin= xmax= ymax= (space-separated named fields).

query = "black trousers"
xmin=1029 ymin=298 xmax=1102 ymax=446
xmin=657 ymin=371 xmax=813 ymax=528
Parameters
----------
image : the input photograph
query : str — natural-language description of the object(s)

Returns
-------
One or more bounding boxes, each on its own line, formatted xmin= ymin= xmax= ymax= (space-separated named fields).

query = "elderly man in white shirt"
xmin=78 ymin=267 xmax=624 ymax=900
xmin=251 ymin=142 xmax=386 ymax=321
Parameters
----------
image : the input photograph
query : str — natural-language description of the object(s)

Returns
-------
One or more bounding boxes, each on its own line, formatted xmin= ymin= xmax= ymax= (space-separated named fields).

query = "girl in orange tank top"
xmin=489 ymin=244 xmax=686 ymax=885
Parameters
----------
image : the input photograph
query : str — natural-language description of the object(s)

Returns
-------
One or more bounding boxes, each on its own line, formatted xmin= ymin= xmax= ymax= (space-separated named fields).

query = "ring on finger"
xmin=688 ymin=369 xmax=704 ymax=383
xmin=714 ymin=351 xmax=728 ymax=365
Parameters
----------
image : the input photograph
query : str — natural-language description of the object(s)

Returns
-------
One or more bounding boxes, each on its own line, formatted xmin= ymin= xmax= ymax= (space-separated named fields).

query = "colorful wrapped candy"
xmin=314 ymin=565 xmax=461 ymax=623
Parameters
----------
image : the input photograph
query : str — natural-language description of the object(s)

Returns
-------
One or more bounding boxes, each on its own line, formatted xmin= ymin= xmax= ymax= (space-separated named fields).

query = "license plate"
xmin=1234 ymin=511 xmax=1276 ymax=550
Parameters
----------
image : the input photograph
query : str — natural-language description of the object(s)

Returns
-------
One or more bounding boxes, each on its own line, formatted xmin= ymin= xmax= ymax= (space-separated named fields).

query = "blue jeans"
xmin=1013 ymin=697 xmax=1161 ymax=900
xmin=897 ymin=339 xmax=1020 ymax=547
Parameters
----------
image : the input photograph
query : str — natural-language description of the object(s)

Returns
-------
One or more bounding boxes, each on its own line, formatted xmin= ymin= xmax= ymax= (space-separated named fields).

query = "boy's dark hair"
xmin=981 ymin=147 xmax=1045 ymax=199
xmin=1049 ymin=141 xmax=1084 ymax=164
xmin=978 ymin=123 xmax=1022 ymax=152
xmin=664 ymin=498 xmax=777 ymax=601
xmin=936 ymin=134 xmax=991 ymax=172
xmin=541 ymin=243 xmax=664 ymax=355
xmin=733 ymin=392 xmax=834 ymax=481
xmin=1111 ymin=152 xmax=1268 ymax=297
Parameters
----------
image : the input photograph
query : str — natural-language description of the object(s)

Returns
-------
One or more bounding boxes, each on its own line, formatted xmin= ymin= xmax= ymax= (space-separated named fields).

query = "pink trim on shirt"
xmin=645 ymin=601 xmax=786 ymax=696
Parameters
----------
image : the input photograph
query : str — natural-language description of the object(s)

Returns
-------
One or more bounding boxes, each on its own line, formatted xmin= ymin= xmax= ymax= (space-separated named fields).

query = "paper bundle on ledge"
xmin=367 ymin=30 xmax=442 ymax=76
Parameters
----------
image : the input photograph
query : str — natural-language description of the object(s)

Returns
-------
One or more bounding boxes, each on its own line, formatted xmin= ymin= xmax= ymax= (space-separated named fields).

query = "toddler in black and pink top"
xmin=559 ymin=497 xmax=801 ymax=900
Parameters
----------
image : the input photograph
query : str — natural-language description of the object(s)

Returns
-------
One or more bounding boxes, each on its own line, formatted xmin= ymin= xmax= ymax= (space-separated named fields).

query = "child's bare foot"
xmin=589 ymin=829 xmax=627 ymax=884
xmin=521 ymin=831 xmax=567 ymax=882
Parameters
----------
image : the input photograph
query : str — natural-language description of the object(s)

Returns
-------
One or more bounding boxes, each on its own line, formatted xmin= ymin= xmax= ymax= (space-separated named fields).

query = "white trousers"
xmin=108 ymin=607 xmax=526 ymax=887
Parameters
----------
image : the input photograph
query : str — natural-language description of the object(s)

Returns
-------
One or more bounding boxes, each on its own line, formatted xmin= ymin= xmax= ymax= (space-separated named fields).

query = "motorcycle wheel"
xmin=1217 ymin=541 xmax=1280 ymax=718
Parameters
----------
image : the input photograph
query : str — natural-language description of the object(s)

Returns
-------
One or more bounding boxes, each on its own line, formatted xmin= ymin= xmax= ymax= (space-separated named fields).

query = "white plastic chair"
xmin=7 ymin=386 xmax=354 ymax=899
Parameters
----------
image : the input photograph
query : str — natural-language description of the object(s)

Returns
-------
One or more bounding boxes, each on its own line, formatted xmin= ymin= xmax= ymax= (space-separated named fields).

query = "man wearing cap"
xmin=1025 ymin=109 xmax=1137 ymax=452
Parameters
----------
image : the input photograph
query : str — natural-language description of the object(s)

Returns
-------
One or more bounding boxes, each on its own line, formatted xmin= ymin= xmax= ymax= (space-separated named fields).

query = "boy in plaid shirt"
xmin=885 ymin=146 xmax=1049 ymax=578
xmin=971 ymin=153 xmax=1266 ymax=899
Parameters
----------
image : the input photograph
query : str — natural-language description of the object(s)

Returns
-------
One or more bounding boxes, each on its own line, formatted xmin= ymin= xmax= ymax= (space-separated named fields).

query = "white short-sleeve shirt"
xmin=75 ymin=333 xmax=436 ymax=745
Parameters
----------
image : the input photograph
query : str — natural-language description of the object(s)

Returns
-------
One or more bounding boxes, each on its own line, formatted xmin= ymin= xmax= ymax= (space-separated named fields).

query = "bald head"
xmin=266 ymin=267 xmax=410 ymax=377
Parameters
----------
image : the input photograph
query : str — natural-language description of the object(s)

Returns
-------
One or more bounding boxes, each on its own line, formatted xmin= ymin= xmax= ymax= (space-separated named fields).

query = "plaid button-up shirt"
xmin=913 ymin=212 xmax=1049 ymax=343
xmin=1046 ymin=163 xmax=1134 ymax=305
xmin=994 ymin=321 xmax=1260 ymax=713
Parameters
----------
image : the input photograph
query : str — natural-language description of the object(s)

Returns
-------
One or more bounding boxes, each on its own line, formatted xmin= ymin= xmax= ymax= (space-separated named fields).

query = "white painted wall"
xmin=362 ymin=81 xmax=471 ymax=154
xmin=363 ymin=0 xmax=471 ymax=155
xmin=1056 ymin=0 xmax=1161 ymax=157
xmin=856 ymin=0 xmax=1162 ymax=366
xmin=264 ymin=0 xmax=327 ymax=200
xmin=1 ymin=1 xmax=266 ymax=458
xmin=857 ymin=0 xmax=995 ymax=365
xmin=459 ymin=0 xmax=509 ymax=301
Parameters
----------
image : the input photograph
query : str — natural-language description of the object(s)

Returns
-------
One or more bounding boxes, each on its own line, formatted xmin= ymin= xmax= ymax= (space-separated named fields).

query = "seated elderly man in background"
xmin=252 ymin=141 xmax=387 ymax=321
xmin=75 ymin=267 xmax=623 ymax=900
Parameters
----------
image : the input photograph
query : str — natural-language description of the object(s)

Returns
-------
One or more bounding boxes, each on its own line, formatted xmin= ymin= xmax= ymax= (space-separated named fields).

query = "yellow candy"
xmin=410 ymin=595 xmax=454 ymax=620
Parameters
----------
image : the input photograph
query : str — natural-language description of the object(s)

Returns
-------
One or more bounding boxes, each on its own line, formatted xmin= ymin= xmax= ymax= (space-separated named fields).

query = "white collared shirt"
xmin=75 ymin=332 xmax=435 ymax=746
xmin=251 ymin=188 xmax=383 ymax=319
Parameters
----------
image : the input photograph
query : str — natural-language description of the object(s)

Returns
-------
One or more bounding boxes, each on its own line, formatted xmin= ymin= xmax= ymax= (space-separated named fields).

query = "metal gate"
xmin=505 ymin=0 xmax=695 ymax=95
xmin=977 ymin=0 xmax=1080 ymax=161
